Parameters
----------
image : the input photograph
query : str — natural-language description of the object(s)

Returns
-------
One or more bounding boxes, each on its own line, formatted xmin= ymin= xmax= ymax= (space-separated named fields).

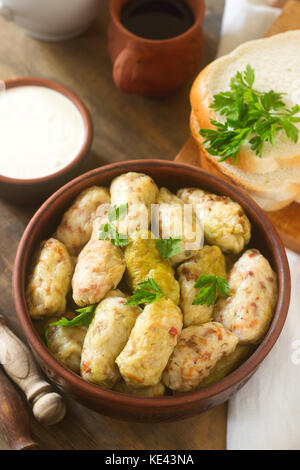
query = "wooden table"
xmin=0 ymin=1 xmax=225 ymax=450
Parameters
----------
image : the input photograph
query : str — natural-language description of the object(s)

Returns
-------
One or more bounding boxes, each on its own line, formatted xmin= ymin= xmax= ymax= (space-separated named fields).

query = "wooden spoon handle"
xmin=0 ymin=368 xmax=39 ymax=450
xmin=0 ymin=315 xmax=66 ymax=425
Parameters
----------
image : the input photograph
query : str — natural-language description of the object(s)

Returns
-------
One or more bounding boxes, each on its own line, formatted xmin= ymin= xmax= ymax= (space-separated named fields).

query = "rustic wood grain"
xmin=0 ymin=369 xmax=39 ymax=450
xmin=267 ymin=0 xmax=300 ymax=34
xmin=272 ymin=0 xmax=299 ymax=8
xmin=176 ymin=137 xmax=201 ymax=166
xmin=0 ymin=0 xmax=226 ymax=451
xmin=0 ymin=315 xmax=66 ymax=427
xmin=177 ymin=0 xmax=300 ymax=255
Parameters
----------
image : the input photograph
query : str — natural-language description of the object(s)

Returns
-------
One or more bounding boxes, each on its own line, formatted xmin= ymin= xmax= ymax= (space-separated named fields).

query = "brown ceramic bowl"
xmin=13 ymin=160 xmax=290 ymax=422
xmin=0 ymin=77 xmax=93 ymax=205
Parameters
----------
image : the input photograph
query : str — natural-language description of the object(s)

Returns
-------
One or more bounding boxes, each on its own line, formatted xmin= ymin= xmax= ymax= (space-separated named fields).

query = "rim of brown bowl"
xmin=0 ymin=77 xmax=93 ymax=186
xmin=109 ymin=0 xmax=206 ymax=45
xmin=13 ymin=159 xmax=290 ymax=414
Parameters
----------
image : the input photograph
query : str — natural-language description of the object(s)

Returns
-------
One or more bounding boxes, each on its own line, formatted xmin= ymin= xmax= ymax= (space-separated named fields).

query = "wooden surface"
xmin=0 ymin=0 xmax=227 ymax=451
xmin=267 ymin=1 xmax=300 ymax=35
xmin=0 ymin=315 xmax=66 ymax=426
xmin=0 ymin=369 xmax=39 ymax=450
xmin=177 ymin=0 xmax=300 ymax=254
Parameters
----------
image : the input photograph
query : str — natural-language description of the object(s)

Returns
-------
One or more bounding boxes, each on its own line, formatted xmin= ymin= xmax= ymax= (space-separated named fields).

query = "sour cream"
xmin=0 ymin=85 xmax=85 ymax=179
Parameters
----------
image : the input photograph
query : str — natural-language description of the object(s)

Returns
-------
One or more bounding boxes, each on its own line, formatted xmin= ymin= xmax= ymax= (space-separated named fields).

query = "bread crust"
xmin=190 ymin=111 xmax=300 ymax=211
xmin=190 ymin=31 xmax=300 ymax=175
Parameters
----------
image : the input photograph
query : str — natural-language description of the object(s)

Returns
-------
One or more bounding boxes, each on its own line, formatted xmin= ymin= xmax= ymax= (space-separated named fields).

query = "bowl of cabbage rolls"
xmin=13 ymin=160 xmax=290 ymax=422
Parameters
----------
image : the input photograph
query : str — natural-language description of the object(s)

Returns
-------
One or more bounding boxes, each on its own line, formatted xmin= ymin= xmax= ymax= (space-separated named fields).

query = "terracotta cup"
xmin=108 ymin=0 xmax=206 ymax=97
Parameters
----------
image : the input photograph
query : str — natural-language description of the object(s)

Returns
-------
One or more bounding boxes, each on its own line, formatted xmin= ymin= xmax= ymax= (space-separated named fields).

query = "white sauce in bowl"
xmin=0 ymin=85 xmax=86 ymax=180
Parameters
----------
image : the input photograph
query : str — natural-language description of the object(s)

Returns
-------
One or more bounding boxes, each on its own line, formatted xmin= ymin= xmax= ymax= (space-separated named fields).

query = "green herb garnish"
xmin=99 ymin=223 xmax=129 ymax=247
xmin=44 ymin=327 xmax=50 ymax=346
xmin=50 ymin=305 xmax=96 ymax=328
xmin=99 ymin=203 xmax=129 ymax=247
xmin=44 ymin=304 xmax=97 ymax=345
xmin=199 ymin=65 xmax=300 ymax=164
xmin=192 ymin=275 xmax=229 ymax=307
xmin=156 ymin=237 xmax=183 ymax=260
xmin=108 ymin=203 xmax=128 ymax=223
xmin=126 ymin=278 xmax=165 ymax=306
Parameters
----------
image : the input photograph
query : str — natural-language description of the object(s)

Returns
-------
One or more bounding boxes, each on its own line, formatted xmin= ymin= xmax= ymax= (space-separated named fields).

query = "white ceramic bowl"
xmin=0 ymin=0 xmax=104 ymax=41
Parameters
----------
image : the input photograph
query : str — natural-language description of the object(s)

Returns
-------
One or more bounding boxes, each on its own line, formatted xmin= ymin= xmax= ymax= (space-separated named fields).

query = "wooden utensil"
xmin=0 ymin=315 xmax=66 ymax=426
xmin=176 ymin=0 xmax=300 ymax=254
xmin=0 ymin=368 xmax=40 ymax=450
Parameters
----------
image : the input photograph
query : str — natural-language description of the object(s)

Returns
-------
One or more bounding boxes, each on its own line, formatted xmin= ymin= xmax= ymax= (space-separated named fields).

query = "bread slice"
xmin=191 ymin=30 xmax=300 ymax=174
xmin=190 ymin=30 xmax=300 ymax=211
xmin=191 ymin=112 xmax=300 ymax=211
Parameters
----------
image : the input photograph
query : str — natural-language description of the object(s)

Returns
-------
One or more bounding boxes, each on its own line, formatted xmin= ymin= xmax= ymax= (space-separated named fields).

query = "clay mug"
xmin=0 ymin=0 xmax=104 ymax=41
xmin=108 ymin=0 xmax=206 ymax=97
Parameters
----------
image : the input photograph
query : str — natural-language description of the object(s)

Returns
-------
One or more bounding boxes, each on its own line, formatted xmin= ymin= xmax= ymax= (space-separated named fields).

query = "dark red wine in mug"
xmin=121 ymin=0 xmax=195 ymax=40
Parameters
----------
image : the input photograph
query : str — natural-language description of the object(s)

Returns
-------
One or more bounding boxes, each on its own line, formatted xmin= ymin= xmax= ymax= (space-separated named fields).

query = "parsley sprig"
xmin=192 ymin=275 xmax=229 ymax=307
xmin=45 ymin=304 xmax=96 ymax=345
xmin=200 ymin=65 xmax=300 ymax=164
xmin=126 ymin=278 xmax=165 ymax=306
xmin=108 ymin=203 xmax=128 ymax=222
xmin=156 ymin=237 xmax=183 ymax=260
xmin=99 ymin=203 xmax=129 ymax=247
xmin=99 ymin=223 xmax=129 ymax=247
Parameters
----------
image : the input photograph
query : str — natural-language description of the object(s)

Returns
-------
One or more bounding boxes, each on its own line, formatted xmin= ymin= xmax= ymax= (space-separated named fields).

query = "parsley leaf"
xmin=99 ymin=223 xmax=129 ymax=247
xmin=199 ymin=65 xmax=300 ymax=164
xmin=244 ymin=64 xmax=255 ymax=88
xmin=126 ymin=278 xmax=165 ymax=306
xmin=44 ymin=305 xmax=96 ymax=346
xmin=192 ymin=275 xmax=230 ymax=307
xmin=156 ymin=237 xmax=183 ymax=260
xmin=108 ymin=203 xmax=128 ymax=223
xmin=44 ymin=327 xmax=50 ymax=346
xmin=98 ymin=203 xmax=129 ymax=247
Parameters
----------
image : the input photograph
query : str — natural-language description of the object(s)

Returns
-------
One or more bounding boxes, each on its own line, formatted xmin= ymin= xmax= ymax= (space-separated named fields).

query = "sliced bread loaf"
xmin=190 ymin=30 xmax=300 ymax=210
xmin=191 ymin=111 xmax=300 ymax=211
